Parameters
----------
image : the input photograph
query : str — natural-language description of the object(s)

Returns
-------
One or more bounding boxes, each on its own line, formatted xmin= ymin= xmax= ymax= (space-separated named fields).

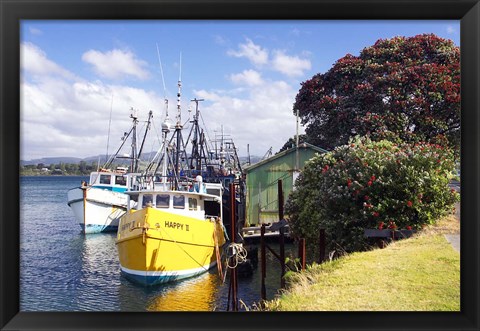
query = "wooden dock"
xmin=241 ymin=220 xmax=292 ymax=243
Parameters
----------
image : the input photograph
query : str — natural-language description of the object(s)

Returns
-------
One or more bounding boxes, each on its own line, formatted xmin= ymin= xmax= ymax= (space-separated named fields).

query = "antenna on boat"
xmin=176 ymin=52 xmax=182 ymax=127
xmin=173 ymin=52 xmax=183 ymax=190
xmin=105 ymin=93 xmax=114 ymax=166
xmin=156 ymin=43 xmax=169 ymax=119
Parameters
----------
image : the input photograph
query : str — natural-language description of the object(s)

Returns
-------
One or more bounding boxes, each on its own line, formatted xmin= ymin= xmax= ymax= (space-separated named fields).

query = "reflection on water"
xmin=20 ymin=176 xmax=296 ymax=311
xmin=146 ymin=272 xmax=221 ymax=311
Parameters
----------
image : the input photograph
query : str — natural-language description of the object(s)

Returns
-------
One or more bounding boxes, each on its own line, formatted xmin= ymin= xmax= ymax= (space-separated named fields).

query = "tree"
xmin=294 ymin=34 xmax=460 ymax=156
xmin=285 ymin=137 xmax=459 ymax=255
xmin=277 ymin=134 xmax=308 ymax=153
xmin=79 ymin=161 xmax=87 ymax=174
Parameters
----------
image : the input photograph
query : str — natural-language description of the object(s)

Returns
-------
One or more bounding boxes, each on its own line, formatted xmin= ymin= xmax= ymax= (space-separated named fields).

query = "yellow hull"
xmin=116 ymin=207 xmax=226 ymax=285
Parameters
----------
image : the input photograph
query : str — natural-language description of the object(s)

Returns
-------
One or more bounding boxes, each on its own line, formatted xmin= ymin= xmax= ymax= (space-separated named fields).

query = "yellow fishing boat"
xmin=116 ymin=184 xmax=226 ymax=286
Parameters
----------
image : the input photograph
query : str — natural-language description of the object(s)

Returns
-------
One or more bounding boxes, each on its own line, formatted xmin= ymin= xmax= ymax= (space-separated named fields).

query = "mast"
xmin=102 ymin=112 xmax=136 ymax=170
xmin=135 ymin=110 xmax=153 ymax=172
xmin=189 ymin=98 xmax=204 ymax=172
xmin=174 ymin=53 xmax=183 ymax=190
xmin=130 ymin=108 xmax=139 ymax=173
xmin=161 ymin=118 xmax=171 ymax=191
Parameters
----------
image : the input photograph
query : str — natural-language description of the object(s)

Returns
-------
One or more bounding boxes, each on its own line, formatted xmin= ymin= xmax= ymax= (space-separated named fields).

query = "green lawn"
xmin=264 ymin=221 xmax=460 ymax=311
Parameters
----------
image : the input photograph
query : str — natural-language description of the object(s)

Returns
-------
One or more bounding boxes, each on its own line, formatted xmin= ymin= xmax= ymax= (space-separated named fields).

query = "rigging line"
xmin=148 ymin=120 xmax=162 ymax=163
xmin=156 ymin=43 xmax=167 ymax=102
xmin=156 ymin=225 xmax=211 ymax=272
xmin=106 ymin=93 xmax=114 ymax=163
xmin=199 ymin=111 xmax=214 ymax=152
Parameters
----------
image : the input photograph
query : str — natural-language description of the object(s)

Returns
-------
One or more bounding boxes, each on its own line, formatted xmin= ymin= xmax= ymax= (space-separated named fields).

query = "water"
xmin=20 ymin=176 xmax=292 ymax=311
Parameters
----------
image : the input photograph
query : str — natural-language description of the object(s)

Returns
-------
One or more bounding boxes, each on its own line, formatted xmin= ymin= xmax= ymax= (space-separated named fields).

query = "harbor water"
xmin=20 ymin=176 xmax=293 ymax=311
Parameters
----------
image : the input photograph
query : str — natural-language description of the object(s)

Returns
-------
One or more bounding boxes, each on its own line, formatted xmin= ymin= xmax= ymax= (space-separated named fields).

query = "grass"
xmin=263 ymin=214 xmax=460 ymax=311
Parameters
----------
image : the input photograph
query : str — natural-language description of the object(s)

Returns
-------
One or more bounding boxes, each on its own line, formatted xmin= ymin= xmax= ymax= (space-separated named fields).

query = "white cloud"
xmin=193 ymin=78 xmax=303 ymax=157
xmin=214 ymin=35 xmax=228 ymax=45
xmin=227 ymin=38 xmax=311 ymax=78
xmin=447 ymin=25 xmax=456 ymax=34
xmin=20 ymin=42 xmax=305 ymax=161
xmin=230 ymin=70 xmax=263 ymax=86
xmin=82 ymin=49 xmax=150 ymax=80
xmin=289 ymin=28 xmax=301 ymax=37
xmin=29 ymin=27 xmax=43 ymax=36
xmin=271 ymin=50 xmax=311 ymax=77
xmin=21 ymin=42 xmax=75 ymax=79
xmin=227 ymin=38 xmax=269 ymax=66
xmin=20 ymin=45 xmax=163 ymax=160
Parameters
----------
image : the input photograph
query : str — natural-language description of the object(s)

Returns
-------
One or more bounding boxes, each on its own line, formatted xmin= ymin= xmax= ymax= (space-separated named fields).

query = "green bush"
xmin=286 ymin=137 xmax=459 ymax=254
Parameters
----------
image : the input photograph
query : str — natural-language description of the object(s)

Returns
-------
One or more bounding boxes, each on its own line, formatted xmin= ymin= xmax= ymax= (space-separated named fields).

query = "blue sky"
xmin=20 ymin=20 xmax=460 ymax=161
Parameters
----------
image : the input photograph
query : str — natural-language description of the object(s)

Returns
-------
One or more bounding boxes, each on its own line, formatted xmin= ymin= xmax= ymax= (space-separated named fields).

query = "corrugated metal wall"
xmin=245 ymin=147 xmax=320 ymax=226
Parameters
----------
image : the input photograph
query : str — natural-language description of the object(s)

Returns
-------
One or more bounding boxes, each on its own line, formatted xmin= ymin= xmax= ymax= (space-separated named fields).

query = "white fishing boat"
xmin=67 ymin=169 xmax=139 ymax=234
xmin=67 ymin=110 xmax=153 ymax=234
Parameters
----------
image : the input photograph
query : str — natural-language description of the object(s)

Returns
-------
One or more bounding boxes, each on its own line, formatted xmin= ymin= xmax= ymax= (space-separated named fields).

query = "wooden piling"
xmin=279 ymin=227 xmax=285 ymax=289
xmin=278 ymin=180 xmax=286 ymax=288
xmin=260 ymin=224 xmax=266 ymax=302
xmin=229 ymin=183 xmax=238 ymax=311
xmin=298 ymin=238 xmax=306 ymax=271
xmin=319 ymin=228 xmax=326 ymax=263
xmin=278 ymin=180 xmax=284 ymax=220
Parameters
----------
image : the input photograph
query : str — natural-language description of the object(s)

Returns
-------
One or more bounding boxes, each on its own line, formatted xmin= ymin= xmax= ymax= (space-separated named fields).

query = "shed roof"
xmin=244 ymin=143 xmax=327 ymax=173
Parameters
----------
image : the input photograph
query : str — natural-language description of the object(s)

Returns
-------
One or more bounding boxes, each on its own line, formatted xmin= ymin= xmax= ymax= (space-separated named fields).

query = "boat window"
xmin=173 ymin=195 xmax=185 ymax=209
xmin=206 ymin=188 xmax=220 ymax=197
xmin=115 ymin=175 xmax=126 ymax=186
xmin=188 ymin=198 xmax=198 ymax=211
xmin=156 ymin=194 xmax=170 ymax=208
xmin=130 ymin=194 xmax=139 ymax=203
xmin=100 ymin=174 xmax=111 ymax=185
xmin=142 ymin=194 xmax=153 ymax=208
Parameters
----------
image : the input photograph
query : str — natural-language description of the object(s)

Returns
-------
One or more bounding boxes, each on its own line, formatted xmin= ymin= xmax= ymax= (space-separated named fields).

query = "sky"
xmin=20 ymin=20 xmax=460 ymax=161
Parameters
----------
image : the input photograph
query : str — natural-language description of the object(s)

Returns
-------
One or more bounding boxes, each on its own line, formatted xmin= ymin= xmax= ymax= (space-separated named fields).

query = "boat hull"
xmin=67 ymin=187 xmax=129 ymax=234
xmin=116 ymin=208 xmax=226 ymax=286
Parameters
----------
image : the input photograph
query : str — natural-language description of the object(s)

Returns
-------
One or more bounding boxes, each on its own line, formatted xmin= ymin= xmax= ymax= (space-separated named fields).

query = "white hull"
xmin=67 ymin=187 xmax=130 ymax=234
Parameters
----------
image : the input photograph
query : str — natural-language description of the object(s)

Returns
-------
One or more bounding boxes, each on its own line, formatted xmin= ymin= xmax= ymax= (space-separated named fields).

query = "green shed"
xmin=244 ymin=143 xmax=327 ymax=227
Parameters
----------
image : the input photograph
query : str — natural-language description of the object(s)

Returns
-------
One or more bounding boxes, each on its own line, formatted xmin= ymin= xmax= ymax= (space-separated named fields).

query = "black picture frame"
xmin=1 ymin=0 xmax=478 ymax=330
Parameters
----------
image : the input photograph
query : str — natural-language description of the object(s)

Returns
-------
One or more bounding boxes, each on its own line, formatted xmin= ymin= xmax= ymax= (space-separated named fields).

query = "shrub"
xmin=285 ymin=137 xmax=459 ymax=254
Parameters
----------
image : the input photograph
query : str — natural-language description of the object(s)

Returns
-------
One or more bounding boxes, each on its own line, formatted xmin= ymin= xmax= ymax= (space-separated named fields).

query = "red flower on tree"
xmin=407 ymin=200 xmax=413 ymax=207
xmin=388 ymin=221 xmax=397 ymax=229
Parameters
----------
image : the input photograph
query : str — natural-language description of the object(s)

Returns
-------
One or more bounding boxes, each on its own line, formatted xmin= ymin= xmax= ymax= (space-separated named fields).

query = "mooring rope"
xmin=225 ymin=243 xmax=248 ymax=269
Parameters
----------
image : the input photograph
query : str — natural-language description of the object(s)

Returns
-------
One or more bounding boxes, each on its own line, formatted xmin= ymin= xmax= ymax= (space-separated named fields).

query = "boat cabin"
xmin=89 ymin=170 xmax=138 ymax=193
xmin=126 ymin=190 xmax=222 ymax=221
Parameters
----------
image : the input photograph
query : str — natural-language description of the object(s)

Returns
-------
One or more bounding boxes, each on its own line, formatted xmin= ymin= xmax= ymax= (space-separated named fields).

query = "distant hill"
xmin=21 ymin=153 xmax=263 ymax=167
xmin=20 ymin=157 xmax=84 ymax=166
